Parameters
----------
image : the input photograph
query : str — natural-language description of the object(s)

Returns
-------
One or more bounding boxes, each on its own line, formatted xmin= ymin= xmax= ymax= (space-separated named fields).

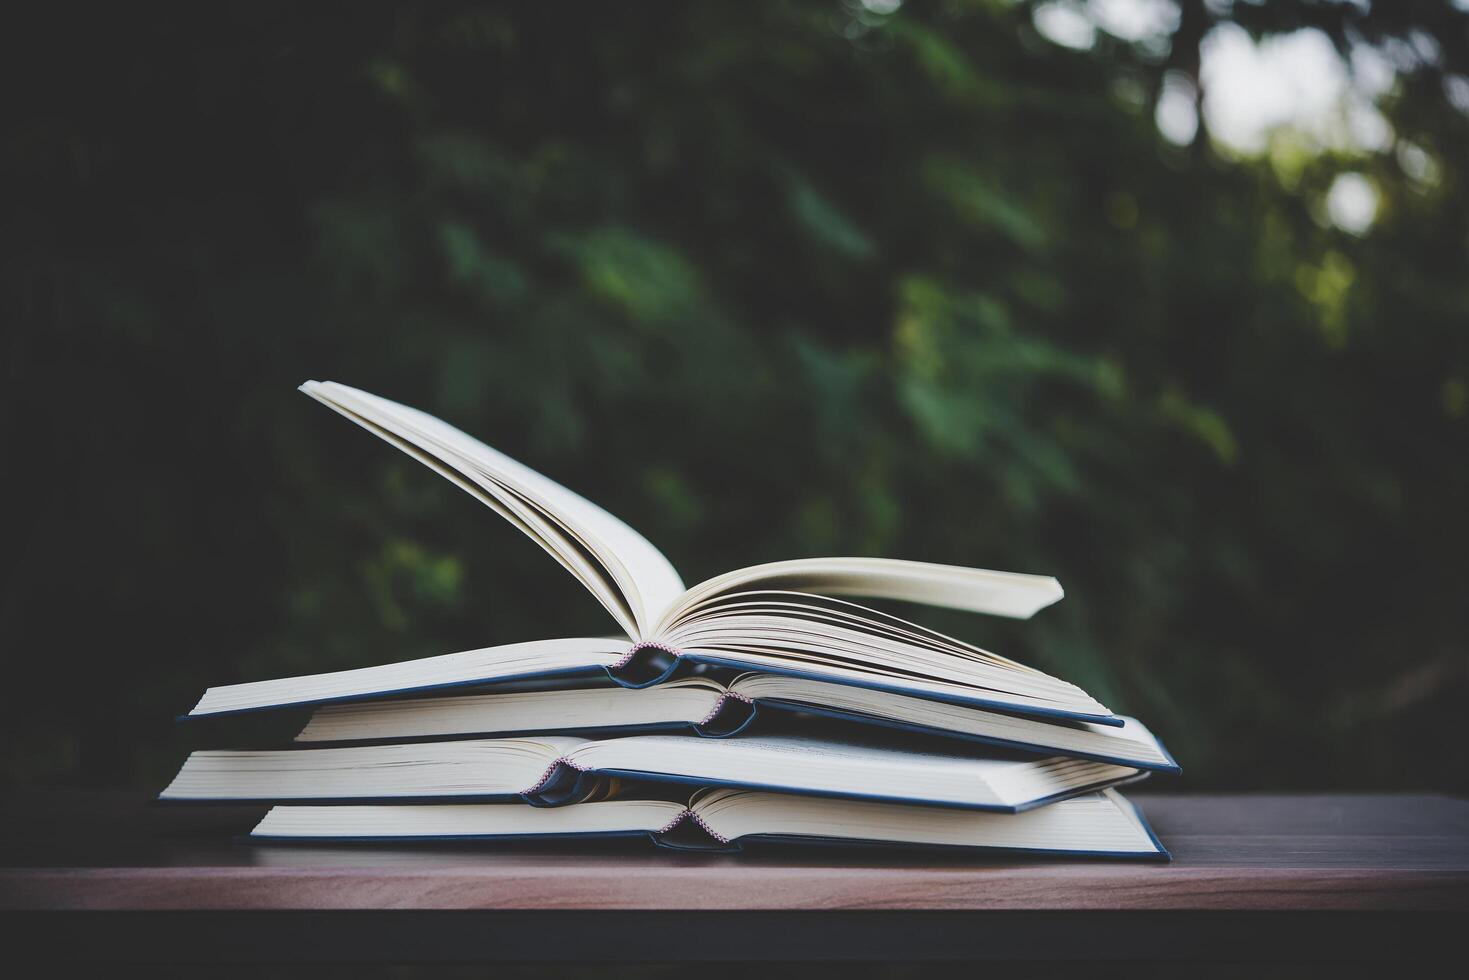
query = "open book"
xmin=293 ymin=676 xmax=1178 ymax=773
xmin=251 ymin=787 xmax=1168 ymax=859
xmin=159 ymin=732 xmax=1145 ymax=812
xmin=186 ymin=381 xmax=1115 ymax=727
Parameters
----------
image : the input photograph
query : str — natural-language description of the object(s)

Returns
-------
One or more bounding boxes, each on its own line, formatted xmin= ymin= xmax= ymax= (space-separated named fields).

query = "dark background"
xmin=3 ymin=0 xmax=1466 ymax=794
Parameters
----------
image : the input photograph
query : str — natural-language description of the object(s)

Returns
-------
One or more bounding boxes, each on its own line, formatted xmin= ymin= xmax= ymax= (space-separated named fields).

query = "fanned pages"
xmin=660 ymin=559 xmax=1062 ymax=631
xmin=159 ymin=733 xmax=1145 ymax=812
xmin=302 ymin=381 xmax=685 ymax=637
xmin=301 ymin=381 xmax=1062 ymax=629
xmin=250 ymin=788 xmax=1169 ymax=860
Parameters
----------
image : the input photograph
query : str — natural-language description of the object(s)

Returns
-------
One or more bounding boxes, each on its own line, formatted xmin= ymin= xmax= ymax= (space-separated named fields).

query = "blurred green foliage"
xmin=3 ymin=1 xmax=1467 ymax=792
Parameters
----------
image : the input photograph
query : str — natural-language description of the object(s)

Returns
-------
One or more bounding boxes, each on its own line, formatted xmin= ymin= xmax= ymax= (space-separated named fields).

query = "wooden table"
xmin=0 ymin=789 xmax=1465 ymax=964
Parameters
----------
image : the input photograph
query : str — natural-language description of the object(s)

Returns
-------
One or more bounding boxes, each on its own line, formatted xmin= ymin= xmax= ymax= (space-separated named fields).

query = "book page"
xmin=159 ymin=736 xmax=588 ymax=801
xmin=690 ymin=787 xmax=1162 ymax=855
xmin=301 ymin=384 xmax=638 ymax=635
xmin=295 ymin=676 xmax=728 ymax=743
xmin=567 ymin=734 xmax=1136 ymax=809
xmin=188 ymin=636 xmax=629 ymax=716
xmin=730 ymin=674 xmax=1173 ymax=770
xmin=305 ymin=381 xmax=686 ymax=637
xmin=658 ymin=557 xmax=1063 ymax=634
xmin=656 ymin=595 xmax=1111 ymax=720
xmin=251 ymin=799 xmax=687 ymax=840
xmin=670 ymin=592 xmax=1029 ymax=666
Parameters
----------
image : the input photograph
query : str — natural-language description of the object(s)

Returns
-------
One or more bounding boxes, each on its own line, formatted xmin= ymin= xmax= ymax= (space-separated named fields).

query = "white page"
xmin=566 ymin=734 xmax=1136 ymax=809
xmin=187 ymin=637 xmax=628 ymax=716
xmin=692 ymin=787 xmax=1161 ymax=854
xmin=665 ymin=592 xmax=1035 ymax=669
xmin=660 ymin=605 xmax=1109 ymax=717
xmin=296 ymin=677 xmax=728 ymax=742
xmin=306 ymin=382 xmax=686 ymax=636
xmin=159 ymin=737 xmax=588 ymax=801
xmin=669 ymin=616 xmax=1085 ymax=700
xmin=658 ymin=557 xmax=1063 ymax=634
xmin=730 ymin=675 xmax=1171 ymax=768
xmin=302 ymin=383 xmax=641 ymax=635
xmin=252 ymin=799 xmax=687 ymax=839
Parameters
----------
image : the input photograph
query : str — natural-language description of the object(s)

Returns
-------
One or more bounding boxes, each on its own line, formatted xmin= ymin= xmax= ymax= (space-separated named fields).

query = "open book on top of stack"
xmin=162 ymin=381 xmax=1175 ymax=859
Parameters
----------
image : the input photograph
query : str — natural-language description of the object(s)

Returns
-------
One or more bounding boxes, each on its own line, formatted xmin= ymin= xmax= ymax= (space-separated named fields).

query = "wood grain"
xmin=1 ymin=791 xmax=1466 ymax=912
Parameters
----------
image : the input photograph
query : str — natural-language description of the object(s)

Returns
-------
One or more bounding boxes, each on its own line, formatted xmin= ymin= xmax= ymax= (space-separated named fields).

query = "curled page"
xmin=660 ymin=557 xmax=1063 ymax=633
xmin=303 ymin=381 xmax=686 ymax=637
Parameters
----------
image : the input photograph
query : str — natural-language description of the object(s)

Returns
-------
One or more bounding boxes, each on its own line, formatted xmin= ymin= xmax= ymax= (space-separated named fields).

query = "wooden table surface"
xmin=1 ymin=789 xmax=1466 ymax=963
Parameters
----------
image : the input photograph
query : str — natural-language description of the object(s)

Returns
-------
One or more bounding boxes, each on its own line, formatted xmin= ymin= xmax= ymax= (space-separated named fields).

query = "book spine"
xmin=691 ymin=691 xmax=757 ymax=737
xmin=650 ymin=808 xmax=741 ymax=852
xmin=605 ymin=640 xmax=683 ymax=688
xmin=519 ymin=757 xmax=607 ymax=807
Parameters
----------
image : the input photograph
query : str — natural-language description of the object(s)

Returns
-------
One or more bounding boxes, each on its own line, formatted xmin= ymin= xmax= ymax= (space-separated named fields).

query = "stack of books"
xmin=161 ymin=382 xmax=1177 ymax=859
